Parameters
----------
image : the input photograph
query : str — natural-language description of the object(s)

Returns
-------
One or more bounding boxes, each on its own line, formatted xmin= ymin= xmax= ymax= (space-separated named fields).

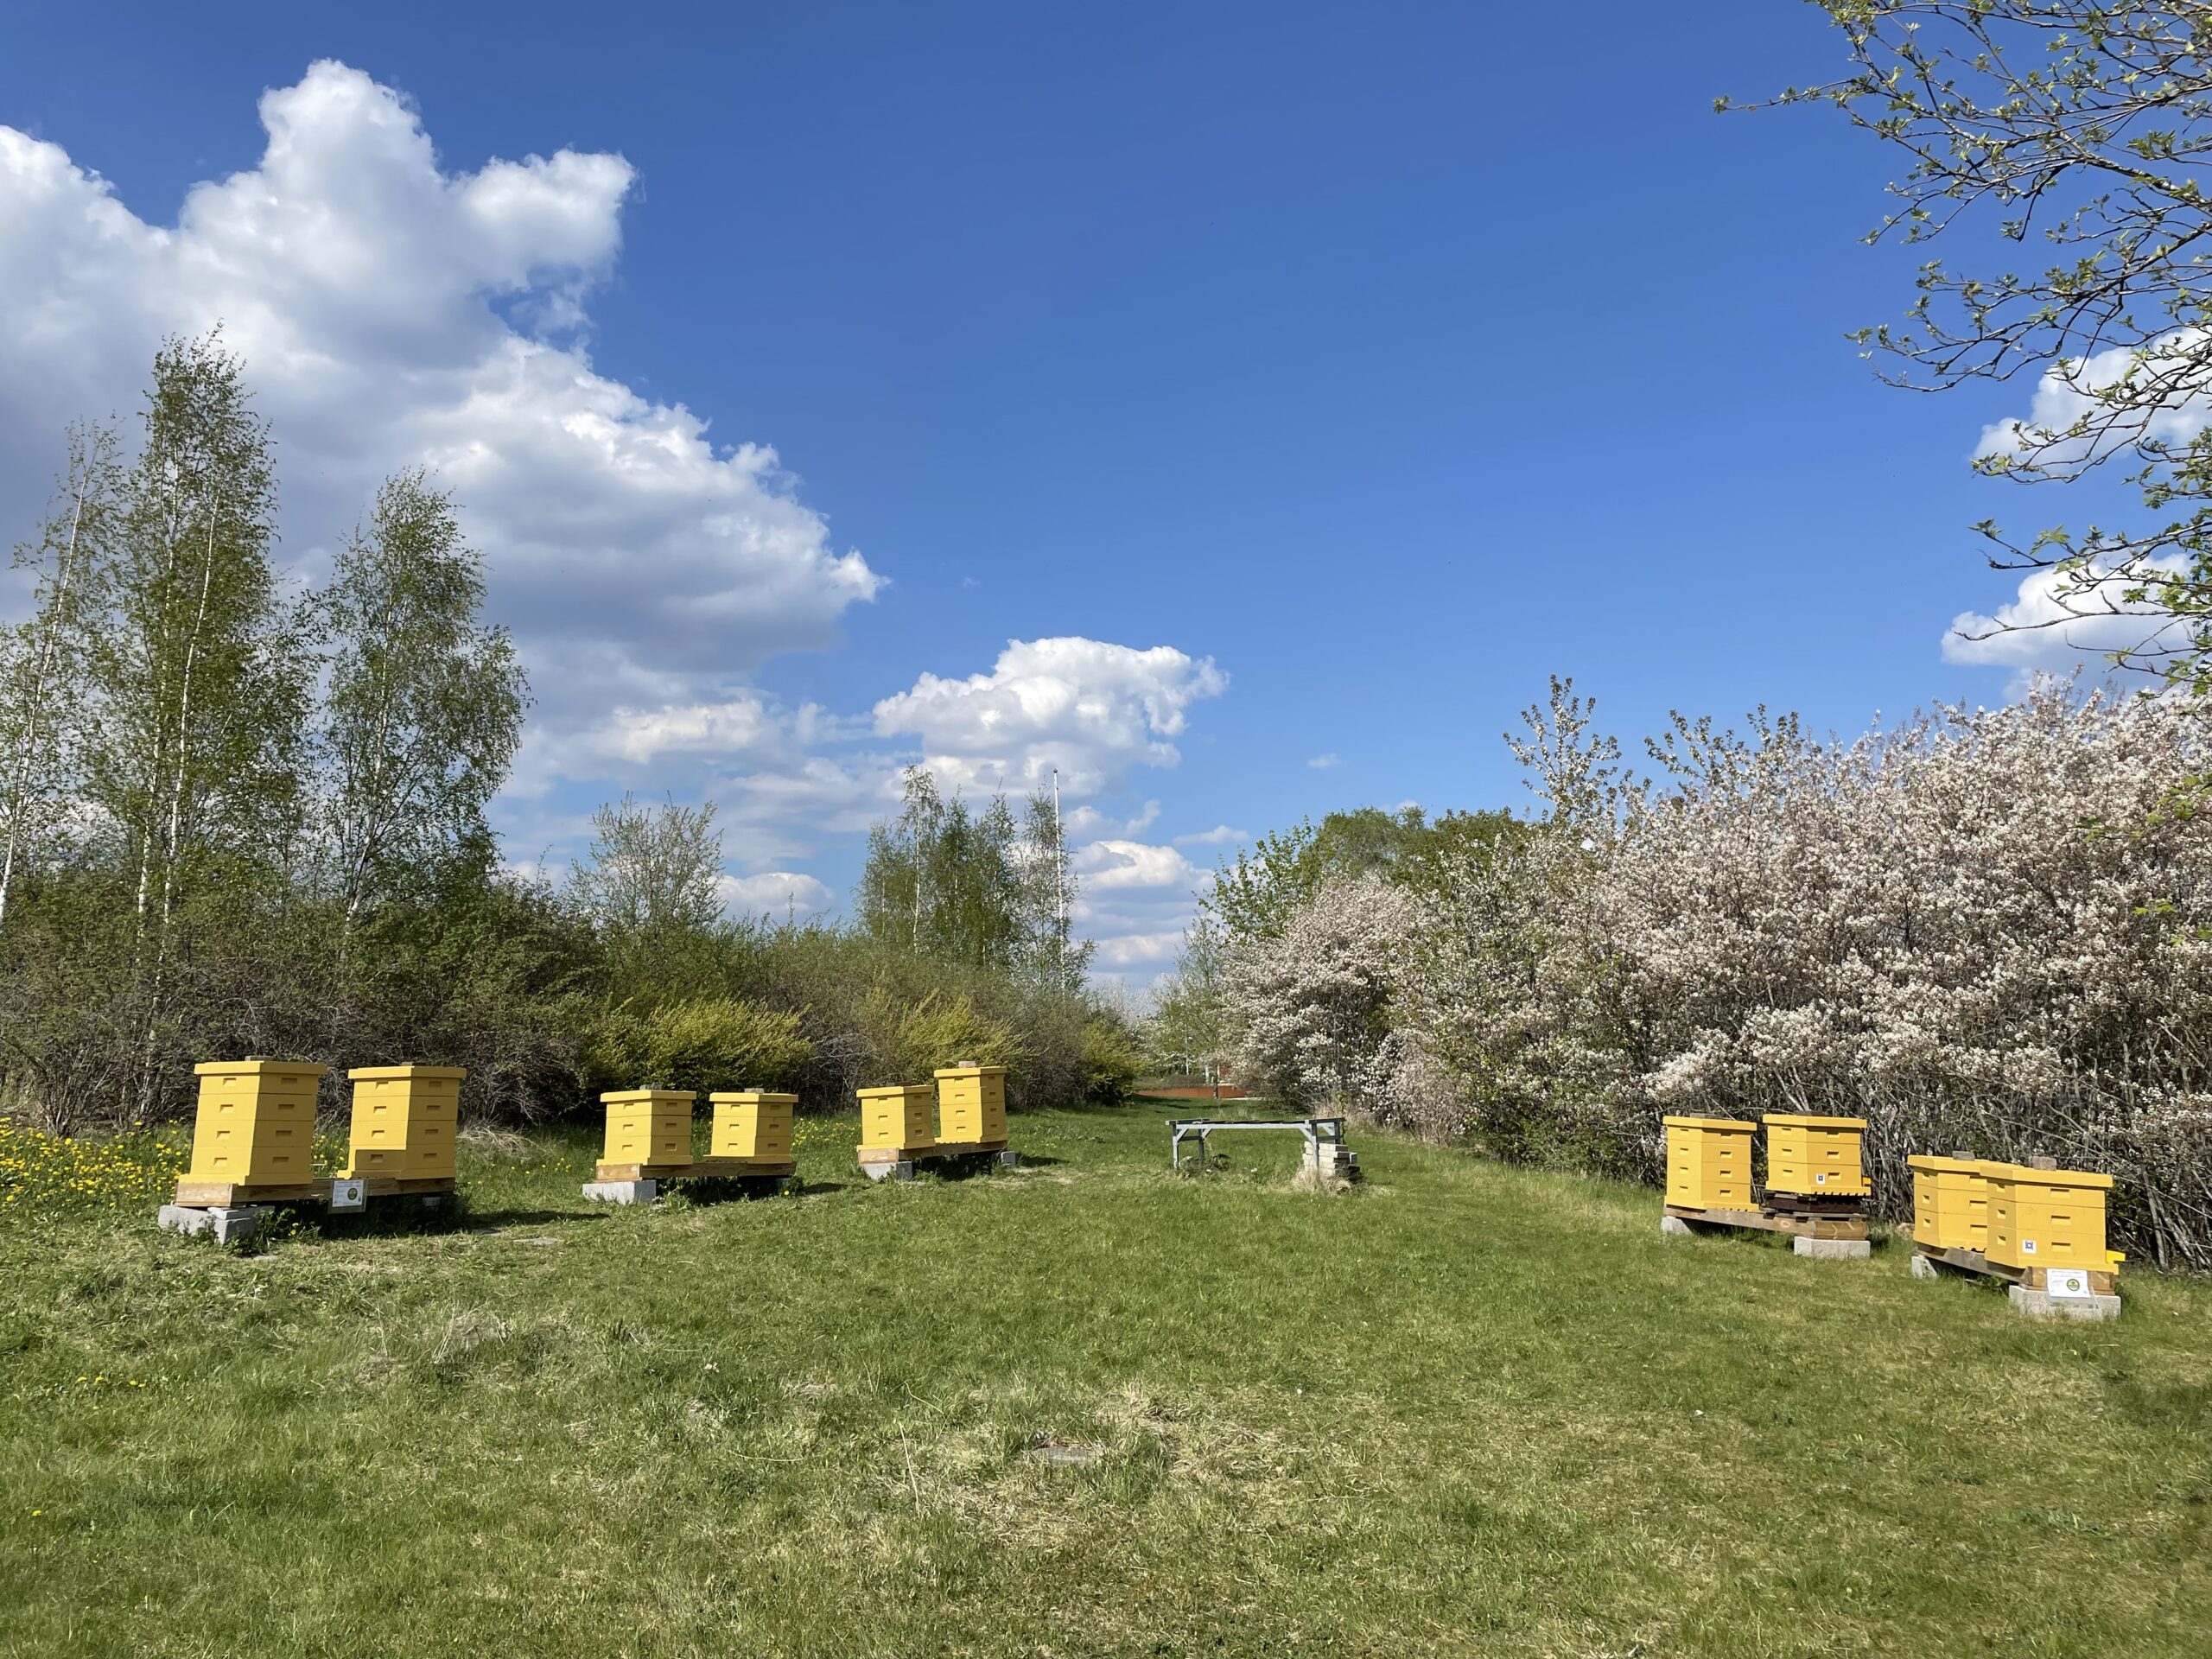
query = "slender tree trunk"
xmin=136 ymin=493 xmax=219 ymax=1122
xmin=0 ymin=480 xmax=86 ymax=936
xmin=132 ymin=486 xmax=188 ymax=933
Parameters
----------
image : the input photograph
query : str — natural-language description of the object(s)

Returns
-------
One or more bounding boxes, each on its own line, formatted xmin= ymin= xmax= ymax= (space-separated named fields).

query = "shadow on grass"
xmin=925 ymin=1154 xmax=1056 ymax=1182
xmin=463 ymin=1208 xmax=612 ymax=1229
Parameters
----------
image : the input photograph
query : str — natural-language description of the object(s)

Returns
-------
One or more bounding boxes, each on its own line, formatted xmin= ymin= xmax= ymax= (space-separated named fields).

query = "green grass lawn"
xmin=2 ymin=1104 xmax=2208 ymax=1657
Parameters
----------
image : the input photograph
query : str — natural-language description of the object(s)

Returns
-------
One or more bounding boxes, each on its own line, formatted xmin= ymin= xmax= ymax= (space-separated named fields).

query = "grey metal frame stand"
xmin=1167 ymin=1115 xmax=1347 ymax=1172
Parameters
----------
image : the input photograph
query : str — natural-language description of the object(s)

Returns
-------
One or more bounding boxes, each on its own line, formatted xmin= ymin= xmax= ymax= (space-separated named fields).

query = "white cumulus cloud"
xmin=715 ymin=871 xmax=834 ymax=918
xmin=0 ymin=60 xmax=880 ymax=771
xmin=1173 ymin=824 xmax=1251 ymax=847
xmin=1070 ymin=838 xmax=1211 ymax=984
xmin=874 ymin=637 xmax=1226 ymax=797
xmin=1943 ymin=557 xmax=2193 ymax=683
xmin=1073 ymin=839 xmax=1205 ymax=893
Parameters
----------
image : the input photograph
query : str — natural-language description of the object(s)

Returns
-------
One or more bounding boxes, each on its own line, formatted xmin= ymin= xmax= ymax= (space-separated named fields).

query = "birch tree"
xmin=1017 ymin=787 xmax=1091 ymax=988
xmin=86 ymin=334 xmax=307 ymax=1112
xmin=314 ymin=470 xmax=526 ymax=944
xmin=570 ymin=792 xmax=728 ymax=996
xmin=0 ymin=423 xmax=120 ymax=935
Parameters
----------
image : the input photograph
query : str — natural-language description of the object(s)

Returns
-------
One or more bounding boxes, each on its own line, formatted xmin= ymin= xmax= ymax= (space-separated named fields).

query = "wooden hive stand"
xmin=583 ymin=1087 xmax=797 ymax=1205
xmin=930 ymin=1061 xmax=1019 ymax=1168
xmin=1909 ymin=1157 xmax=2123 ymax=1319
xmin=340 ymin=1064 xmax=466 ymax=1203
xmin=159 ymin=1058 xmax=458 ymax=1243
xmin=1660 ymin=1113 xmax=1871 ymax=1259
xmin=857 ymin=1077 xmax=1020 ymax=1182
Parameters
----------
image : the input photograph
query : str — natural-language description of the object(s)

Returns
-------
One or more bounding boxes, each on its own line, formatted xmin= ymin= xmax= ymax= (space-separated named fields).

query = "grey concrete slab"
xmin=156 ymin=1204 xmax=266 ymax=1244
xmin=581 ymin=1179 xmax=657 ymax=1205
xmin=2009 ymin=1284 xmax=2121 ymax=1321
xmin=1792 ymin=1236 xmax=1872 ymax=1260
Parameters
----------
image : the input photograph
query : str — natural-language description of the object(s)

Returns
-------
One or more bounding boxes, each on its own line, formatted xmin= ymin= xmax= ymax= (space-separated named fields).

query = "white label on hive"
xmin=2047 ymin=1267 xmax=2092 ymax=1298
xmin=1815 ymin=1173 xmax=1827 ymax=1185
xmin=2020 ymin=1238 xmax=2037 ymax=1254
xmin=329 ymin=1178 xmax=366 ymax=1212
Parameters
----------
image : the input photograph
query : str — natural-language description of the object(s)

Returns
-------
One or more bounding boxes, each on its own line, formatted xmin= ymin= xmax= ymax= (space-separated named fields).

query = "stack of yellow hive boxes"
xmin=857 ymin=1084 xmax=935 ymax=1164
xmin=1986 ymin=1163 xmax=2120 ymax=1278
xmin=933 ymin=1062 xmax=1007 ymax=1149
xmin=1662 ymin=1115 xmax=1756 ymax=1212
xmin=709 ymin=1089 xmax=797 ymax=1163
xmin=341 ymin=1065 xmax=465 ymax=1181
xmin=1908 ymin=1154 xmax=1993 ymax=1254
xmin=1761 ymin=1113 xmax=1869 ymax=1201
xmin=183 ymin=1059 xmax=328 ymax=1191
xmin=601 ymin=1089 xmax=696 ymax=1170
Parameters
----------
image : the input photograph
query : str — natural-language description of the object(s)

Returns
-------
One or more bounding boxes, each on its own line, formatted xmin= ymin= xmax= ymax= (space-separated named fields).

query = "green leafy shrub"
xmin=585 ymin=996 xmax=813 ymax=1097
xmin=853 ymin=988 xmax=1022 ymax=1086
xmin=1081 ymin=1015 xmax=1142 ymax=1104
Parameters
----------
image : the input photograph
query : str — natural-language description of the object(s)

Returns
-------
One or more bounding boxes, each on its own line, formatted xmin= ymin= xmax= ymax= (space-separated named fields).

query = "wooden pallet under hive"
xmin=1662 ymin=1202 xmax=1871 ymax=1242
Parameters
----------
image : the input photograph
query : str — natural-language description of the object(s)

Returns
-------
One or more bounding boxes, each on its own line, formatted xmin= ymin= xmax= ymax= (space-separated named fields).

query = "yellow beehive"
xmin=187 ymin=1059 xmax=328 ymax=1185
xmin=857 ymin=1084 xmax=936 ymax=1157
xmin=1909 ymin=1154 xmax=1994 ymax=1252
xmin=601 ymin=1089 xmax=696 ymax=1168
xmin=709 ymin=1090 xmax=797 ymax=1160
xmin=1761 ymin=1113 xmax=1869 ymax=1198
xmin=933 ymin=1062 xmax=1007 ymax=1147
xmin=343 ymin=1065 xmax=465 ymax=1179
xmin=1663 ymin=1115 xmax=1756 ymax=1211
xmin=1986 ymin=1163 xmax=2117 ymax=1273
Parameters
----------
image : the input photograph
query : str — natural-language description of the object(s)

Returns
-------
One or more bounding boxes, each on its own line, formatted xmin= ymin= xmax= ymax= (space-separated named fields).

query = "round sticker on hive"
xmin=2019 ymin=1238 xmax=2037 ymax=1255
xmin=2047 ymin=1268 xmax=2093 ymax=1299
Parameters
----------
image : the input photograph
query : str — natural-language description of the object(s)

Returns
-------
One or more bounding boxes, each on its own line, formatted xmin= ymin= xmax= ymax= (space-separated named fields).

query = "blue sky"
xmin=0 ymin=3 xmax=2115 ymax=980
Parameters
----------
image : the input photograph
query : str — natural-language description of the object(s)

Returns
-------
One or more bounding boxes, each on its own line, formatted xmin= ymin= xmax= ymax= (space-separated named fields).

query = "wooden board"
xmin=1665 ymin=1204 xmax=1870 ymax=1242
xmin=857 ymin=1140 xmax=1009 ymax=1167
xmin=174 ymin=1178 xmax=327 ymax=1207
xmin=1912 ymin=1243 xmax=2116 ymax=1296
xmin=1758 ymin=1193 xmax=1866 ymax=1219
xmin=593 ymin=1158 xmax=795 ymax=1182
xmin=172 ymin=1175 xmax=454 ymax=1208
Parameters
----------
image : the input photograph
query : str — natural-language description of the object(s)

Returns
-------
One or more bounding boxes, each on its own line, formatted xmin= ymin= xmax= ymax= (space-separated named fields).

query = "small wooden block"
xmin=173 ymin=1179 xmax=324 ymax=1207
xmin=594 ymin=1159 xmax=795 ymax=1181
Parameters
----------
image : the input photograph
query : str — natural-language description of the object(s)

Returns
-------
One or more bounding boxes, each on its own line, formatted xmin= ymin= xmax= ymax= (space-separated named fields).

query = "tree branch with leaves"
xmin=1739 ymin=2 xmax=2212 ymax=688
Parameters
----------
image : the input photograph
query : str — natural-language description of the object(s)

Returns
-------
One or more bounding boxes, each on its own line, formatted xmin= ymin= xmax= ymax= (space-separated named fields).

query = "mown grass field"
xmin=1 ymin=1103 xmax=2208 ymax=1657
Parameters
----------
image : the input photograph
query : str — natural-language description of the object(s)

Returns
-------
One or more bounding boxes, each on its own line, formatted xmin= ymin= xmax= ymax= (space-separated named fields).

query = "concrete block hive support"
xmin=2009 ymin=1284 xmax=2121 ymax=1321
xmin=859 ymin=1160 xmax=917 ymax=1184
xmin=997 ymin=1149 xmax=1021 ymax=1169
xmin=157 ymin=1204 xmax=268 ymax=1245
xmin=1659 ymin=1214 xmax=1696 ymax=1237
xmin=1792 ymin=1236 xmax=1872 ymax=1261
xmin=1302 ymin=1141 xmax=1361 ymax=1183
xmin=1909 ymin=1253 xmax=1941 ymax=1280
xmin=582 ymin=1179 xmax=658 ymax=1205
